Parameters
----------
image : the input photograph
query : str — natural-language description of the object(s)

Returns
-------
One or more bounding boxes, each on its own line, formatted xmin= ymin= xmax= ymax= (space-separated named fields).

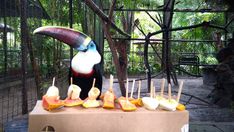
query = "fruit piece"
xmin=159 ymin=99 xmax=178 ymax=111
xmin=64 ymin=79 xmax=83 ymax=107
xmin=82 ymin=78 xmax=101 ymax=108
xmin=117 ymin=79 xmax=137 ymax=112
xmin=137 ymin=98 xmax=143 ymax=107
xmin=142 ymin=97 xmax=159 ymax=110
xmin=129 ymin=98 xmax=138 ymax=105
xmin=67 ymin=84 xmax=81 ymax=100
xmin=82 ymin=100 xmax=100 ymax=108
xmin=176 ymin=103 xmax=186 ymax=111
xmin=42 ymin=95 xmax=64 ymax=111
xmin=118 ymin=98 xmax=137 ymax=112
xmin=103 ymin=90 xmax=115 ymax=109
xmin=42 ymin=77 xmax=64 ymax=111
xmin=46 ymin=85 xmax=59 ymax=97
xmin=64 ymin=99 xmax=83 ymax=107
xmin=88 ymin=87 xmax=100 ymax=100
xmin=103 ymin=74 xmax=115 ymax=109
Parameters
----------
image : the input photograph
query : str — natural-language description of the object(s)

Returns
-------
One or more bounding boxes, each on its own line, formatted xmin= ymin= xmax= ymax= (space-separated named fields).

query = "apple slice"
xmin=64 ymin=78 xmax=83 ymax=107
xmin=142 ymin=81 xmax=159 ymax=110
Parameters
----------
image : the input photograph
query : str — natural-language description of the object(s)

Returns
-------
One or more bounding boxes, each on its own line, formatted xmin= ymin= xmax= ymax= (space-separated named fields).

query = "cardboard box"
xmin=29 ymin=101 xmax=189 ymax=132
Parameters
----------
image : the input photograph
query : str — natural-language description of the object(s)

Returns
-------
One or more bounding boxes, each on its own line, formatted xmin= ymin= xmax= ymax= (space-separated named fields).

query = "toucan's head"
xmin=33 ymin=26 xmax=101 ymax=74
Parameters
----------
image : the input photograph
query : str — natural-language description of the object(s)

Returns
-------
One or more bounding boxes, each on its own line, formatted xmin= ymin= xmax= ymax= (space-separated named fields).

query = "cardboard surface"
xmin=29 ymin=101 xmax=189 ymax=132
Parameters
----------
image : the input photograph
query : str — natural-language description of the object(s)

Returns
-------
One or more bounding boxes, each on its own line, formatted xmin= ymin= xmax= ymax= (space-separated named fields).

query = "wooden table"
xmin=29 ymin=101 xmax=189 ymax=132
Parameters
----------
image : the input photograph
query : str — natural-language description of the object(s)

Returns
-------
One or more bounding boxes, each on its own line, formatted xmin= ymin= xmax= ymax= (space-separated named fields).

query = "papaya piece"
xmin=64 ymin=99 xmax=83 ymax=107
xmin=103 ymin=74 xmax=115 ymax=109
xmin=103 ymin=90 xmax=115 ymax=109
xmin=42 ymin=95 xmax=64 ymax=111
xmin=176 ymin=103 xmax=186 ymax=111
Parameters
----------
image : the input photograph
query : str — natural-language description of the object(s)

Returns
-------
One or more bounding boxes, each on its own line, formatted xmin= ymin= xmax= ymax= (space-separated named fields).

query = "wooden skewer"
xmin=92 ymin=78 xmax=96 ymax=88
xmin=109 ymin=74 xmax=113 ymax=91
xmin=160 ymin=78 xmax=165 ymax=97
xmin=130 ymin=79 xmax=135 ymax=98
xmin=153 ymin=86 xmax=156 ymax=98
xmin=70 ymin=77 xmax=73 ymax=84
xmin=176 ymin=80 xmax=184 ymax=102
xmin=137 ymin=80 xmax=141 ymax=99
xmin=150 ymin=81 xmax=153 ymax=98
xmin=52 ymin=77 xmax=55 ymax=86
xmin=46 ymin=126 xmax=48 ymax=132
xmin=126 ymin=78 xmax=129 ymax=101
xmin=168 ymin=83 xmax=172 ymax=101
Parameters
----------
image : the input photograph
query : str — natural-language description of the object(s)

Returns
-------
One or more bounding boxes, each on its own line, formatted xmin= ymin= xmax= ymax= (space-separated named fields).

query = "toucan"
xmin=33 ymin=26 xmax=103 ymax=100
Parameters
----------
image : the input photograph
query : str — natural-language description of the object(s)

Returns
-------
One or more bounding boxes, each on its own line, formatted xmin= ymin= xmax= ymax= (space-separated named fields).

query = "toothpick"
xmin=126 ymin=78 xmax=129 ymax=100
xmin=168 ymin=83 xmax=172 ymax=101
xmin=130 ymin=79 xmax=135 ymax=98
xmin=150 ymin=81 xmax=153 ymax=98
xmin=160 ymin=78 xmax=165 ymax=97
xmin=52 ymin=77 xmax=55 ymax=86
xmin=137 ymin=80 xmax=141 ymax=99
xmin=176 ymin=81 xmax=184 ymax=102
xmin=92 ymin=78 xmax=96 ymax=88
xmin=70 ymin=77 xmax=73 ymax=84
xmin=109 ymin=74 xmax=113 ymax=91
xmin=153 ymin=86 xmax=156 ymax=98
xmin=46 ymin=126 xmax=48 ymax=132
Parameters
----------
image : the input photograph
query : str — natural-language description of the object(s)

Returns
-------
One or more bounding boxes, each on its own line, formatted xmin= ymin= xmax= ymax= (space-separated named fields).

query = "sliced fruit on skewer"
xmin=118 ymin=79 xmax=137 ymax=112
xmin=129 ymin=79 xmax=139 ymax=105
xmin=176 ymin=81 xmax=186 ymax=111
xmin=135 ymin=80 xmax=143 ymax=107
xmin=103 ymin=74 xmax=116 ymax=109
xmin=83 ymin=78 xmax=101 ymax=108
xmin=64 ymin=78 xmax=83 ymax=107
xmin=159 ymin=83 xmax=178 ymax=111
xmin=42 ymin=77 xmax=64 ymax=111
xmin=142 ymin=81 xmax=159 ymax=110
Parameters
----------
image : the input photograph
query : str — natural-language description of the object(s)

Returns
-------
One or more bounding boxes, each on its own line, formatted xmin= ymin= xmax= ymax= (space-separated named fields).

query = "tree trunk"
xmin=162 ymin=0 xmax=176 ymax=84
xmin=21 ymin=0 xmax=42 ymax=100
xmin=84 ymin=0 xmax=131 ymax=96
xmin=20 ymin=0 xmax=28 ymax=114
xmin=115 ymin=40 xmax=128 ymax=80
xmin=3 ymin=2 xmax=7 ymax=77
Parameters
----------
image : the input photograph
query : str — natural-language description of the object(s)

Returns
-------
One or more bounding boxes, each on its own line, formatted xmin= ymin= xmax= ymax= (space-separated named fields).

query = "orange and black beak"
xmin=33 ymin=26 xmax=92 ymax=51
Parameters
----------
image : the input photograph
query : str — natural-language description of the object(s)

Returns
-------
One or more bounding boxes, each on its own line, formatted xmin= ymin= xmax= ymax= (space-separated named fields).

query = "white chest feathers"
xmin=71 ymin=50 xmax=101 ymax=74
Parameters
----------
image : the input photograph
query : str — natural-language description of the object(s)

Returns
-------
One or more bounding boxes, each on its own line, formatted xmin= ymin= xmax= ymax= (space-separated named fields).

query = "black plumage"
xmin=33 ymin=26 xmax=103 ymax=100
xmin=70 ymin=57 xmax=103 ymax=100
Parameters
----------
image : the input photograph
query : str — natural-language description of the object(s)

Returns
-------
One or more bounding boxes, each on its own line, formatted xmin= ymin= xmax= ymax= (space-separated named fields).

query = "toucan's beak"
xmin=33 ymin=26 xmax=91 ymax=51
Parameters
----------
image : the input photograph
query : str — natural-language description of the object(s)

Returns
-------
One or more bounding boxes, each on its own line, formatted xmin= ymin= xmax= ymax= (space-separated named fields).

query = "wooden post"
xmin=20 ymin=0 xmax=28 ymax=114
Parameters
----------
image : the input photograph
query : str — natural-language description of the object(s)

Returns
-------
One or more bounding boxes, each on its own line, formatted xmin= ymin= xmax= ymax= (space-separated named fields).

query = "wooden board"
xmin=29 ymin=101 xmax=189 ymax=132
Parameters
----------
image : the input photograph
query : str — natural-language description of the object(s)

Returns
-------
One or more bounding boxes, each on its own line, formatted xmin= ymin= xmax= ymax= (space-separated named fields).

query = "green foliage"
xmin=0 ymin=0 xmax=229 ymax=77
